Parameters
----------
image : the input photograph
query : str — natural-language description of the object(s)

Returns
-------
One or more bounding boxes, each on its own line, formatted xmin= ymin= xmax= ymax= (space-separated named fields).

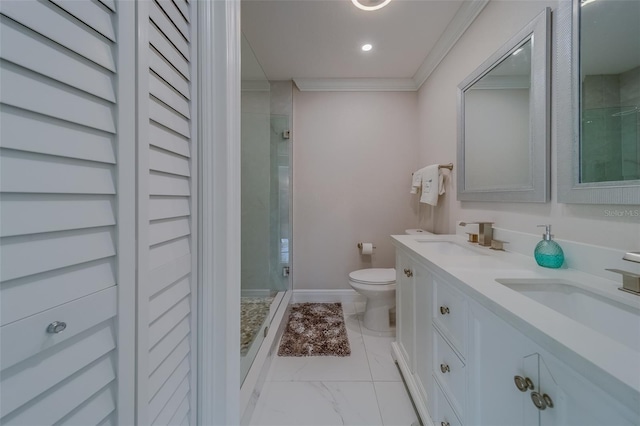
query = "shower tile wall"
xmin=242 ymin=88 xmax=272 ymax=293
xmin=582 ymin=68 xmax=640 ymax=182
xmin=620 ymin=66 xmax=640 ymax=180
xmin=582 ymin=75 xmax=623 ymax=182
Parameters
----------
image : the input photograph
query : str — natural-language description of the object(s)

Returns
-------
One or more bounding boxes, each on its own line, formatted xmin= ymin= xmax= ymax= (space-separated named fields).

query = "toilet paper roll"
xmin=360 ymin=243 xmax=374 ymax=255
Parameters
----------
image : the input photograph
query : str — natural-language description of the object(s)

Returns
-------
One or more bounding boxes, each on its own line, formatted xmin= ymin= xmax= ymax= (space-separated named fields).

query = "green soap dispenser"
xmin=534 ymin=225 xmax=564 ymax=268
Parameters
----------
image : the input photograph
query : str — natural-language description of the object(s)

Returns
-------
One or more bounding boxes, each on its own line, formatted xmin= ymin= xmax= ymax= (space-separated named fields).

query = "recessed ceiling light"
xmin=352 ymin=0 xmax=391 ymax=12
xmin=361 ymin=44 xmax=373 ymax=52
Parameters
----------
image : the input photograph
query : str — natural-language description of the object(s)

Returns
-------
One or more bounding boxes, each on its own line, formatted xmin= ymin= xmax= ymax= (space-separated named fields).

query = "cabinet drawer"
xmin=0 ymin=286 xmax=117 ymax=370
xmin=433 ymin=278 xmax=466 ymax=355
xmin=434 ymin=328 xmax=466 ymax=418
xmin=433 ymin=380 xmax=463 ymax=426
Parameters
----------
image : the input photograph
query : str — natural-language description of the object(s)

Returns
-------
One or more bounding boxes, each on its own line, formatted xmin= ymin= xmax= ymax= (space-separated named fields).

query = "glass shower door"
xmin=270 ymin=114 xmax=291 ymax=294
xmin=240 ymin=35 xmax=292 ymax=384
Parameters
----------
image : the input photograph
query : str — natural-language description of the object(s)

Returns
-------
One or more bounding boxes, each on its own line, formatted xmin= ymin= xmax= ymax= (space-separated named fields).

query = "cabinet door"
xmin=537 ymin=352 xmax=637 ymax=426
xmin=469 ymin=299 xmax=639 ymax=426
xmin=0 ymin=1 xmax=135 ymax=424
xmin=396 ymin=252 xmax=416 ymax=372
xmin=136 ymin=1 xmax=198 ymax=424
xmin=414 ymin=263 xmax=433 ymax=405
xmin=467 ymin=301 xmax=540 ymax=426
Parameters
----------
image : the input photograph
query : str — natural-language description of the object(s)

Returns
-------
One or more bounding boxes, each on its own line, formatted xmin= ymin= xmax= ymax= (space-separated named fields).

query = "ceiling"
xmin=241 ymin=0 xmax=470 ymax=82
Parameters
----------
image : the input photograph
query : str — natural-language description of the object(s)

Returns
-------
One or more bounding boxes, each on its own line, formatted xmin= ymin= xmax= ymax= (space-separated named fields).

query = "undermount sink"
xmin=416 ymin=240 xmax=486 ymax=256
xmin=496 ymin=278 xmax=640 ymax=351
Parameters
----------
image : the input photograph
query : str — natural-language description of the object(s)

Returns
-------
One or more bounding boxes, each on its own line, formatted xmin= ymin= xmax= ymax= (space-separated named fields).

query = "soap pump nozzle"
xmin=537 ymin=224 xmax=554 ymax=241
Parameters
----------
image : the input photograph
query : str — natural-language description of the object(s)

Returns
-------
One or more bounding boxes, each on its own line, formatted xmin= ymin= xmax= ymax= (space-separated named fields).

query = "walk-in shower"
xmin=240 ymin=34 xmax=292 ymax=383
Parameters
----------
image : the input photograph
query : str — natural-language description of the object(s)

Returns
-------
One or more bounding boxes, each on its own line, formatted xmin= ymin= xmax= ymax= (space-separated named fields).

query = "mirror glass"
xmin=464 ymin=40 xmax=532 ymax=191
xmin=457 ymin=9 xmax=550 ymax=202
xmin=556 ymin=0 xmax=640 ymax=204
xmin=579 ymin=0 xmax=640 ymax=183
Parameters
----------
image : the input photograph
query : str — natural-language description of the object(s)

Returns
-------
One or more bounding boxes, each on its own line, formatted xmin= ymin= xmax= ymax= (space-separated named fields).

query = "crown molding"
xmin=293 ymin=78 xmax=418 ymax=92
xmin=413 ymin=0 xmax=490 ymax=90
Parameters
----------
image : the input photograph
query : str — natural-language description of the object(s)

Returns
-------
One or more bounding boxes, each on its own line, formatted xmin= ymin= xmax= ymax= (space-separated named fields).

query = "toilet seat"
xmin=348 ymin=268 xmax=395 ymax=285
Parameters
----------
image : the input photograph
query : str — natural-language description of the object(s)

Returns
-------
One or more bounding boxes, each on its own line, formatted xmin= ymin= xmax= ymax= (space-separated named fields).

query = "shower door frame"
xmin=197 ymin=0 xmax=242 ymax=424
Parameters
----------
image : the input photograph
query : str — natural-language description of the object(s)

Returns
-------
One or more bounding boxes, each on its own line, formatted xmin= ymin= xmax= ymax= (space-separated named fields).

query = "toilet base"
xmin=362 ymin=295 xmax=395 ymax=332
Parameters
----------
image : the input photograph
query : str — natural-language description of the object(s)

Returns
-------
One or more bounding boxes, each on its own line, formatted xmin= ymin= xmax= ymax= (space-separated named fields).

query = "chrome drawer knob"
xmin=530 ymin=391 xmax=553 ymax=410
xmin=403 ymin=268 xmax=413 ymax=277
xmin=440 ymin=306 xmax=450 ymax=315
xmin=440 ymin=363 xmax=450 ymax=374
xmin=514 ymin=375 xmax=534 ymax=392
xmin=441 ymin=422 xmax=450 ymax=426
xmin=46 ymin=321 xmax=67 ymax=334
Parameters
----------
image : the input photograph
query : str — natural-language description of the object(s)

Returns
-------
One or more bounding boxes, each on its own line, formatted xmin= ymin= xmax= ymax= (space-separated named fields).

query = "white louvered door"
xmin=0 ymin=0 xmax=135 ymax=425
xmin=136 ymin=1 xmax=198 ymax=425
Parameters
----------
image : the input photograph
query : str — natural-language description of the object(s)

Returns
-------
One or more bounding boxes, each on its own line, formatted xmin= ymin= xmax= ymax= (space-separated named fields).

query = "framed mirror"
xmin=457 ymin=8 xmax=551 ymax=202
xmin=557 ymin=0 xmax=640 ymax=204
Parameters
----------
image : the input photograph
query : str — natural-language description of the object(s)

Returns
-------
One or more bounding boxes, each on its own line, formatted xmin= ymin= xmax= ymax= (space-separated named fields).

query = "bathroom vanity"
xmin=391 ymin=234 xmax=640 ymax=426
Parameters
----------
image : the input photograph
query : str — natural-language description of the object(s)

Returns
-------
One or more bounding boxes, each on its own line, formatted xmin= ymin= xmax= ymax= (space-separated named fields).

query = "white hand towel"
xmin=420 ymin=164 xmax=445 ymax=206
xmin=410 ymin=169 xmax=423 ymax=194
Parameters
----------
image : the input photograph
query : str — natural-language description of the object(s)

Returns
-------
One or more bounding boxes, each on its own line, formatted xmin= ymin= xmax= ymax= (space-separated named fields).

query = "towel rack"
xmin=412 ymin=163 xmax=454 ymax=175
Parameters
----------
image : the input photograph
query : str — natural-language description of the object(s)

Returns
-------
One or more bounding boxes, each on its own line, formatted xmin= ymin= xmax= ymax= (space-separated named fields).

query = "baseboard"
xmin=392 ymin=342 xmax=434 ymax=426
xmin=291 ymin=289 xmax=366 ymax=304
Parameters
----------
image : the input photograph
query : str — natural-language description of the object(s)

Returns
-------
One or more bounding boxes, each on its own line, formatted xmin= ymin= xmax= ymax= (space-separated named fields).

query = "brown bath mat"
xmin=277 ymin=303 xmax=351 ymax=357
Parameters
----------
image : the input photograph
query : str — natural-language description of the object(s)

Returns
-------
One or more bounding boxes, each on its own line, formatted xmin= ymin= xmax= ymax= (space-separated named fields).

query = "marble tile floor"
xmin=249 ymin=302 xmax=421 ymax=426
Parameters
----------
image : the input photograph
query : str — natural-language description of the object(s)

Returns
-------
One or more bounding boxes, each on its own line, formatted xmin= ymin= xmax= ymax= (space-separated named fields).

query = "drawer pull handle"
xmin=440 ymin=363 xmax=450 ymax=374
xmin=403 ymin=268 xmax=413 ymax=277
xmin=531 ymin=391 xmax=551 ymax=410
xmin=46 ymin=321 xmax=67 ymax=334
xmin=439 ymin=306 xmax=450 ymax=315
xmin=514 ymin=375 xmax=534 ymax=392
xmin=441 ymin=422 xmax=450 ymax=426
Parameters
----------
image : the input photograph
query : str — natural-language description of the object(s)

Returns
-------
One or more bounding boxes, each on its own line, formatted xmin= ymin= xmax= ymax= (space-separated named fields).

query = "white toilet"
xmin=349 ymin=229 xmax=431 ymax=332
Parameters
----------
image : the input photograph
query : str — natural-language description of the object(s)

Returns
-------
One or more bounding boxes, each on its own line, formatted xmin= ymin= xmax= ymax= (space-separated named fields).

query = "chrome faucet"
xmin=459 ymin=222 xmax=494 ymax=247
xmin=606 ymin=252 xmax=640 ymax=295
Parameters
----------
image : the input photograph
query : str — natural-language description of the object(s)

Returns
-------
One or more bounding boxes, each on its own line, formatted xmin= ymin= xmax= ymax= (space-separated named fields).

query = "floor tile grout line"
xmin=352 ymin=302 xmax=376 ymax=384
xmin=355 ymin=305 xmax=387 ymax=425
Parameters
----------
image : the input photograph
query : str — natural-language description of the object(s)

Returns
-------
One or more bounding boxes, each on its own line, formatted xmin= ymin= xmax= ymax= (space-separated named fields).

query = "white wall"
xmin=293 ymin=89 xmax=419 ymax=290
xmin=465 ymin=88 xmax=530 ymax=190
xmin=418 ymin=0 xmax=640 ymax=251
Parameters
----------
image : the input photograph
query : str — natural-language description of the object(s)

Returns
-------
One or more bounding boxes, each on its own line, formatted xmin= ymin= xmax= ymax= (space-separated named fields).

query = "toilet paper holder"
xmin=357 ymin=242 xmax=377 ymax=249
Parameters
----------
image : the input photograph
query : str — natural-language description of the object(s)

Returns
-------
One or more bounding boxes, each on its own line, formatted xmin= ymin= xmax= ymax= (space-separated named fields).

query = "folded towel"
xmin=410 ymin=169 xmax=423 ymax=194
xmin=419 ymin=164 xmax=445 ymax=206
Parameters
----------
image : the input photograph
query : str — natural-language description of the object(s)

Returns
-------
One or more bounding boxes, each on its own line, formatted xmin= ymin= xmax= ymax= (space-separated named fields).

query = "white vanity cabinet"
xmin=393 ymin=244 xmax=638 ymax=426
xmin=468 ymin=299 xmax=636 ymax=426
xmin=394 ymin=249 xmax=433 ymax=421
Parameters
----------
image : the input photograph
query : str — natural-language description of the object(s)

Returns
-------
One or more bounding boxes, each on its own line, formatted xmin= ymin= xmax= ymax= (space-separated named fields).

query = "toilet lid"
xmin=349 ymin=268 xmax=396 ymax=285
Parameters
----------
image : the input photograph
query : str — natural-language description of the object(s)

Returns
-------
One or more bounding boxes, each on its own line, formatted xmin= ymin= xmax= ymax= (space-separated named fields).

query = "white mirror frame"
xmin=556 ymin=0 xmax=640 ymax=204
xmin=457 ymin=8 xmax=551 ymax=203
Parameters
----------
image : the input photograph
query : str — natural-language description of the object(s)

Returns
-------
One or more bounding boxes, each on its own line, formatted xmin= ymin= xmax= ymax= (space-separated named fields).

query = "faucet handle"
xmin=606 ymin=268 xmax=640 ymax=295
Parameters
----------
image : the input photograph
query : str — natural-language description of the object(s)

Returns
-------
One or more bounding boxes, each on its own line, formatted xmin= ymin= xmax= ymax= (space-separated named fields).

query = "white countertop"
xmin=391 ymin=233 xmax=640 ymax=410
